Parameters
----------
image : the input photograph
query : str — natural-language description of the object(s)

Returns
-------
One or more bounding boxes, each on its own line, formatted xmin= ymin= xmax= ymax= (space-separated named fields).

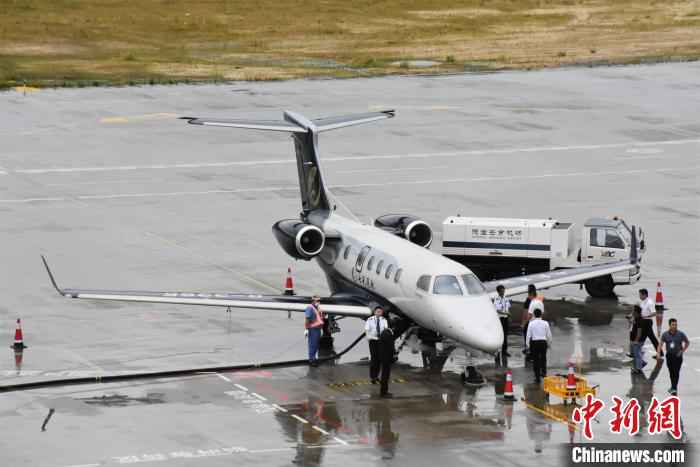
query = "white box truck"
xmin=441 ymin=216 xmax=644 ymax=297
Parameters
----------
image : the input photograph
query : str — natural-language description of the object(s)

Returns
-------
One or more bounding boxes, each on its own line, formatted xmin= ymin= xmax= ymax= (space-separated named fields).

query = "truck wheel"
xmin=584 ymin=275 xmax=615 ymax=298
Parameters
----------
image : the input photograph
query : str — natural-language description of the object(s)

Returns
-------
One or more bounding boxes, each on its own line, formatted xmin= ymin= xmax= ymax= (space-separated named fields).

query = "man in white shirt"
xmin=638 ymin=288 xmax=661 ymax=357
xmin=526 ymin=308 xmax=552 ymax=383
xmin=365 ymin=305 xmax=389 ymax=384
xmin=493 ymin=285 xmax=511 ymax=357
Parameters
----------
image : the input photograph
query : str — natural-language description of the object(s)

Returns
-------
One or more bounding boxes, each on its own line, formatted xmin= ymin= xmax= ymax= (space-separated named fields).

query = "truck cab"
xmin=579 ymin=217 xmax=644 ymax=296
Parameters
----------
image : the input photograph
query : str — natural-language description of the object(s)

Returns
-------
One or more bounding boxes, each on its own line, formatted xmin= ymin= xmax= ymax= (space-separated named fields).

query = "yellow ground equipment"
xmin=543 ymin=373 xmax=597 ymax=404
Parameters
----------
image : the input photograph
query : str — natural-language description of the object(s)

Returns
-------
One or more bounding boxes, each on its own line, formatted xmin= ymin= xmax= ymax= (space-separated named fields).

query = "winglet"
xmin=630 ymin=226 xmax=638 ymax=265
xmin=41 ymin=255 xmax=64 ymax=295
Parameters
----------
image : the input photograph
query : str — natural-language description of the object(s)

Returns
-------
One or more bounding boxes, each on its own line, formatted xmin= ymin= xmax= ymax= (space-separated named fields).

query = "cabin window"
xmin=385 ymin=264 xmax=394 ymax=280
xmin=376 ymin=259 xmax=384 ymax=275
xmin=367 ymin=256 xmax=375 ymax=271
xmin=343 ymin=245 xmax=351 ymax=260
xmin=461 ymin=274 xmax=486 ymax=295
xmin=394 ymin=268 xmax=403 ymax=283
xmin=356 ymin=246 xmax=371 ymax=272
xmin=433 ymin=275 xmax=462 ymax=295
xmin=416 ymin=275 xmax=431 ymax=291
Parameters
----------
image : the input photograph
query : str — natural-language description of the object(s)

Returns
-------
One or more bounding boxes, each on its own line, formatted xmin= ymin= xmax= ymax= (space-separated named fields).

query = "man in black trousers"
xmin=365 ymin=306 xmax=388 ymax=384
xmin=379 ymin=326 xmax=395 ymax=398
xmin=639 ymin=288 xmax=662 ymax=358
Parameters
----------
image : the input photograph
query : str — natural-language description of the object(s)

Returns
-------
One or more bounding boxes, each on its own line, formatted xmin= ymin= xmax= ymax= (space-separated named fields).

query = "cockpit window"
xmin=461 ymin=274 xmax=486 ymax=295
xmin=433 ymin=275 xmax=463 ymax=295
xmin=416 ymin=275 xmax=431 ymax=291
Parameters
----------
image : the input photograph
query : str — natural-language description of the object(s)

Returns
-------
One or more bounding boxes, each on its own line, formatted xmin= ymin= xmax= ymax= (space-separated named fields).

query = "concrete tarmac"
xmin=1 ymin=62 xmax=699 ymax=466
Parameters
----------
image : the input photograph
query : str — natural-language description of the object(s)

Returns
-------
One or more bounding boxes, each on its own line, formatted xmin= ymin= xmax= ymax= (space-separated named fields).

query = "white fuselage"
xmin=308 ymin=211 xmax=503 ymax=354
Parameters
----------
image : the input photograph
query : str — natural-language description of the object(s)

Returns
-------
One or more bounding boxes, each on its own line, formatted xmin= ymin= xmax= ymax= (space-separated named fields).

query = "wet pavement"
xmin=1 ymin=62 xmax=699 ymax=466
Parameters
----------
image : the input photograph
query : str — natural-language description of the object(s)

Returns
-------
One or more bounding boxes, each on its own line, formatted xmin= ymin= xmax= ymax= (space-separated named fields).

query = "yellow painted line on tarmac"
xmin=13 ymin=85 xmax=40 ymax=93
xmin=520 ymin=398 xmax=579 ymax=431
xmin=100 ymin=112 xmax=177 ymax=124
xmin=327 ymin=377 xmax=407 ymax=390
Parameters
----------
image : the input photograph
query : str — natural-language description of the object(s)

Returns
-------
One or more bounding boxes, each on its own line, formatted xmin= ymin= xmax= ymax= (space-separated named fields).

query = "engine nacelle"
xmin=272 ymin=219 xmax=326 ymax=260
xmin=374 ymin=214 xmax=433 ymax=248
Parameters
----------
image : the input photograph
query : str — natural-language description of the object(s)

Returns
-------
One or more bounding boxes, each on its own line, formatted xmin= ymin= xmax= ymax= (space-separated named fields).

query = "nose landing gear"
xmin=461 ymin=350 xmax=486 ymax=385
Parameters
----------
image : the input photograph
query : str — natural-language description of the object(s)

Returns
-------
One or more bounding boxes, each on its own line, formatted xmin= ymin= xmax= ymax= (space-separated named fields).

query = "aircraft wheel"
xmin=584 ymin=275 xmax=615 ymax=298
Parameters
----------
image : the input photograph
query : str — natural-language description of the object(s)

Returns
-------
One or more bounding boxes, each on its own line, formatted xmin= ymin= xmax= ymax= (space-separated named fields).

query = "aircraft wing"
xmin=41 ymin=256 xmax=371 ymax=318
xmin=482 ymin=260 xmax=639 ymax=299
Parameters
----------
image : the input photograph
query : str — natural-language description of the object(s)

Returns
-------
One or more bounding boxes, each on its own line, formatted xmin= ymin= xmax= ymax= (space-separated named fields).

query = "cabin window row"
xmin=343 ymin=245 xmax=402 ymax=283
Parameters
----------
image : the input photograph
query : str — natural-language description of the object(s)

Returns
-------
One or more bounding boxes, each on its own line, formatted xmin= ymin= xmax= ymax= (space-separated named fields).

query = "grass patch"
xmin=0 ymin=0 xmax=699 ymax=88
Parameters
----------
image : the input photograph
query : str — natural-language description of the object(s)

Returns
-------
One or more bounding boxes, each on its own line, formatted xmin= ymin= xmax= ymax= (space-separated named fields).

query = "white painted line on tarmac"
xmin=291 ymin=414 xmax=309 ymax=424
xmin=234 ymin=383 xmax=248 ymax=391
xmin=333 ymin=437 xmax=349 ymax=446
xmin=216 ymin=373 xmax=231 ymax=382
xmin=13 ymin=138 xmax=700 ymax=175
xmin=272 ymin=403 xmax=288 ymax=413
xmin=0 ymin=197 xmax=67 ymax=203
xmin=248 ymin=448 xmax=293 ymax=454
xmin=312 ymin=426 xmax=330 ymax=435
xmin=6 ymin=165 xmax=694 ymax=204
xmin=251 ymin=392 xmax=267 ymax=401
xmin=336 ymin=165 xmax=449 ymax=174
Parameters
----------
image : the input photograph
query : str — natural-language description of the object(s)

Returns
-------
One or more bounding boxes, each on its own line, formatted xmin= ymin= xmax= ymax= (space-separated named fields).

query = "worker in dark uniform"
xmin=379 ymin=326 xmax=395 ymax=398
xmin=365 ymin=305 xmax=389 ymax=384
xmin=657 ymin=318 xmax=690 ymax=395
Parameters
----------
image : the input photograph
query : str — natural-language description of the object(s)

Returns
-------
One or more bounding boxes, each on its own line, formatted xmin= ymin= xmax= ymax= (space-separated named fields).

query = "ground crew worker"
xmin=638 ymin=289 xmax=661 ymax=358
xmin=304 ymin=295 xmax=324 ymax=366
xmin=526 ymin=308 xmax=551 ymax=383
xmin=365 ymin=305 xmax=389 ymax=384
xmin=657 ymin=318 xmax=690 ymax=395
xmin=522 ymin=284 xmax=543 ymax=359
xmin=493 ymin=285 xmax=511 ymax=357
xmin=630 ymin=306 xmax=646 ymax=374
xmin=379 ymin=326 xmax=395 ymax=398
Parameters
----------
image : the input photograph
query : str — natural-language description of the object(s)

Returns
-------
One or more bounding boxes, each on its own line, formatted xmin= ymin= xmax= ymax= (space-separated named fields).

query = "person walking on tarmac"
xmin=526 ymin=307 xmax=551 ymax=383
xmin=305 ymin=295 xmax=324 ymax=366
xmin=493 ymin=285 xmax=512 ymax=357
xmin=379 ymin=325 xmax=396 ymax=398
xmin=657 ymin=318 xmax=690 ymax=395
xmin=638 ymin=289 xmax=662 ymax=359
xmin=522 ymin=284 xmax=543 ymax=360
xmin=365 ymin=305 xmax=389 ymax=384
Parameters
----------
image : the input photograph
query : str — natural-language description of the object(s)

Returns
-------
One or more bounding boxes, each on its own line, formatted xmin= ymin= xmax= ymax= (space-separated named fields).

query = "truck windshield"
xmin=433 ymin=275 xmax=463 ymax=295
xmin=461 ymin=274 xmax=487 ymax=295
xmin=617 ymin=224 xmax=631 ymax=246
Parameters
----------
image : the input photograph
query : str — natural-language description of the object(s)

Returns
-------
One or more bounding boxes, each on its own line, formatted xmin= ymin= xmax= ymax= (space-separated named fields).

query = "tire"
xmin=584 ymin=274 xmax=615 ymax=298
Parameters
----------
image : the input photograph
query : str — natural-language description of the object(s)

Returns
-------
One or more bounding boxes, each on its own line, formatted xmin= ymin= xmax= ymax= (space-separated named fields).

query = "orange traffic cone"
xmin=284 ymin=267 xmax=294 ymax=296
xmin=284 ymin=267 xmax=294 ymax=319
xmin=655 ymin=282 xmax=665 ymax=334
xmin=503 ymin=369 xmax=515 ymax=401
xmin=566 ymin=362 xmax=577 ymax=393
xmin=655 ymin=282 xmax=665 ymax=310
xmin=13 ymin=318 xmax=26 ymax=350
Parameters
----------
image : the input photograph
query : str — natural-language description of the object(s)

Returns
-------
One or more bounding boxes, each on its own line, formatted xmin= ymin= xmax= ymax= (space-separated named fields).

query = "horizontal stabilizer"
xmin=181 ymin=110 xmax=394 ymax=133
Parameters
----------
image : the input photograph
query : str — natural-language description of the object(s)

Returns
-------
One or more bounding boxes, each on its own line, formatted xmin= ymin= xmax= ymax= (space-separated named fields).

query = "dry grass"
xmin=1 ymin=0 xmax=699 ymax=88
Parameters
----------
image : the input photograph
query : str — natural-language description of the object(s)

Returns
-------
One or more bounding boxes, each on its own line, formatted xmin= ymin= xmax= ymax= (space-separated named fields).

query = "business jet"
xmin=42 ymin=110 xmax=639 ymax=380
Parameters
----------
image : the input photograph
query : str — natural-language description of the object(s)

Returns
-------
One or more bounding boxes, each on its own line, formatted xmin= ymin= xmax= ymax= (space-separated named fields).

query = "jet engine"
xmin=272 ymin=219 xmax=326 ymax=260
xmin=374 ymin=214 xmax=433 ymax=248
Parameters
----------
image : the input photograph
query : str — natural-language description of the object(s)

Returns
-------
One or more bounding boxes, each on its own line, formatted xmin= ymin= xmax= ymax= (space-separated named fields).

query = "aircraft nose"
xmin=453 ymin=296 xmax=503 ymax=354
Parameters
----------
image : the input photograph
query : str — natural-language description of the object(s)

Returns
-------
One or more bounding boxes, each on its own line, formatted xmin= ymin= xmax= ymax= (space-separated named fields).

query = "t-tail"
xmin=181 ymin=110 xmax=394 ymax=215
